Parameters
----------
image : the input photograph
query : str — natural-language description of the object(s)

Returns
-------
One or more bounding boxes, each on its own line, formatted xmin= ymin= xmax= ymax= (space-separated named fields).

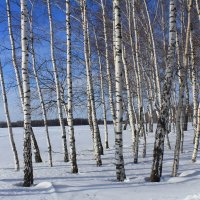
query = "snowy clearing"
xmin=0 ymin=124 xmax=200 ymax=200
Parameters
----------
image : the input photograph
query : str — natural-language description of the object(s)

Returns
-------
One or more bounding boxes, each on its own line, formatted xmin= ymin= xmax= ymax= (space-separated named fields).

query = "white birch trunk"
xmin=122 ymin=45 xmax=136 ymax=158
xmin=132 ymin=0 xmax=145 ymax=164
xmin=21 ymin=0 xmax=33 ymax=187
xmin=192 ymin=104 xmax=200 ymax=162
xmin=101 ymin=0 xmax=116 ymax=125
xmin=114 ymin=0 xmax=126 ymax=182
xmin=6 ymin=0 xmax=24 ymax=106
xmin=29 ymin=10 xmax=53 ymax=167
xmin=66 ymin=0 xmax=78 ymax=173
xmin=150 ymin=0 xmax=177 ymax=182
xmin=190 ymin=29 xmax=198 ymax=142
xmin=161 ymin=0 xmax=168 ymax=68
xmin=6 ymin=0 xmax=42 ymax=163
xmin=0 ymin=59 xmax=20 ymax=171
xmin=80 ymin=0 xmax=102 ymax=166
xmin=195 ymin=0 xmax=200 ymax=23
xmin=86 ymin=22 xmax=103 ymax=155
xmin=47 ymin=0 xmax=69 ymax=162
xmin=143 ymin=0 xmax=161 ymax=108
xmin=94 ymin=27 xmax=109 ymax=149
xmin=172 ymin=0 xmax=192 ymax=177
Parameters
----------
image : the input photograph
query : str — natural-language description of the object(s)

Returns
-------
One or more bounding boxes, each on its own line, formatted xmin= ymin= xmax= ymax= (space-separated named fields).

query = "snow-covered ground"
xmin=0 ymin=124 xmax=200 ymax=200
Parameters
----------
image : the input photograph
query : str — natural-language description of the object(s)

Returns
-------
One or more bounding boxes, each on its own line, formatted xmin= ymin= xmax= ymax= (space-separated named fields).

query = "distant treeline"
xmin=0 ymin=118 xmax=113 ymax=128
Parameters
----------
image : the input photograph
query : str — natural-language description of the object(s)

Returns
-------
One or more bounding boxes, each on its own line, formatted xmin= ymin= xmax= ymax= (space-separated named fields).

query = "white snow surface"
xmin=0 ymin=124 xmax=200 ymax=200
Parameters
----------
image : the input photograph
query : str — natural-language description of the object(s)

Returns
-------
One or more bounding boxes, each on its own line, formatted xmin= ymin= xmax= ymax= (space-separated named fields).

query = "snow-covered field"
xmin=0 ymin=124 xmax=200 ymax=200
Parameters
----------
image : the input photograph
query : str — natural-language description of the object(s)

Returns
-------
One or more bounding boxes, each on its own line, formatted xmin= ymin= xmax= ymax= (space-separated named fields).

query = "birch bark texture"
xmin=190 ymin=28 xmax=198 ymax=146
xmin=21 ymin=0 xmax=33 ymax=187
xmin=132 ymin=0 xmax=145 ymax=164
xmin=80 ymin=0 xmax=102 ymax=166
xmin=122 ymin=45 xmax=136 ymax=159
xmin=47 ymin=0 xmax=69 ymax=162
xmin=0 ymin=59 xmax=20 ymax=171
xmin=66 ymin=0 xmax=78 ymax=173
xmin=113 ymin=0 xmax=126 ymax=182
xmin=6 ymin=0 xmax=42 ymax=163
xmin=150 ymin=0 xmax=177 ymax=182
xmin=101 ymin=0 xmax=116 ymax=125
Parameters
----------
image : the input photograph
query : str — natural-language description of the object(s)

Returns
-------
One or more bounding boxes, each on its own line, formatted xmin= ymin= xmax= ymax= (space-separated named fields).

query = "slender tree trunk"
xmin=29 ymin=8 xmax=52 ymax=167
xmin=80 ymin=0 xmax=102 ymax=166
xmin=86 ymin=22 xmax=103 ymax=156
xmin=0 ymin=59 xmax=20 ymax=171
xmin=47 ymin=0 xmax=69 ymax=162
xmin=122 ymin=45 xmax=136 ymax=158
xmin=114 ymin=0 xmax=126 ymax=182
xmin=6 ymin=0 xmax=42 ymax=163
xmin=66 ymin=0 xmax=78 ymax=173
xmin=94 ymin=27 xmax=109 ymax=149
xmin=192 ymin=104 xmax=200 ymax=162
xmin=30 ymin=128 xmax=42 ymax=163
xmin=190 ymin=28 xmax=198 ymax=140
xmin=132 ymin=0 xmax=145 ymax=164
xmin=143 ymin=0 xmax=161 ymax=108
xmin=126 ymin=0 xmax=140 ymax=158
xmin=171 ymin=45 xmax=185 ymax=176
xmin=184 ymin=81 xmax=189 ymax=131
xmin=160 ymin=0 xmax=168 ymax=68
xmin=6 ymin=0 xmax=24 ymax=106
xmin=145 ymin=71 xmax=154 ymax=133
xmin=21 ymin=0 xmax=33 ymax=187
xmin=172 ymin=0 xmax=192 ymax=177
xmin=150 ymin=0 xmax=177 ymax=182
xmin=195 ymin=0 xmax=200 ymax=23
xmin=101 ymin=0 xmax=116 ymax=125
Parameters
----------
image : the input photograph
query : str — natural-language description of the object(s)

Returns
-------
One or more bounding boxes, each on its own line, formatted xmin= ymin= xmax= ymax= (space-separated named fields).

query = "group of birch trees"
xmin=0 ymin=0 xmax=199 ymax=186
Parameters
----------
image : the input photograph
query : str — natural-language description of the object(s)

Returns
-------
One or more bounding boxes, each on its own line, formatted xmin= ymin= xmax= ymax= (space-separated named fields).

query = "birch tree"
xmin=80 ymin=0 xmax=102 ymax=166
xmin=47 ymin=0 xmax=69 ymax=162
xmin=150 ymin=0 xmax=177 ymax=182
xmin=143 ymin=0 xmax=161 ymax=108
xmin=192 ymin=104 xmax=200 ymax=162
xmin=114 ymin=0 xmax=126 ymax=182
xmin=190 ymin=27 xmax=198 ymax=145
xmin=132 ymin=0 xmax=145 ymax=163
xmin=172 ymin=0 xmax=192 ymax=177
xmin=122 ymin=45 xmax=136 ymax=159
xmin=101 ymin=0 xmax=116 ymax=125
xmin=66 ymin=0 xmax=78 ymax=173
xmin=6 ymin=0 xmax=42 ymax=163
xmin=94 ymin=27 xmax=109 ymax=149
xmin=29 ymin=2 xmax=53 ymax=167
xmin=195 ymin=0 xmax=200 ymax=23
xmin=21 ymin=0 xmax=33 ymax=187
xmin=0 ymin=59 xmax=20 ymax=171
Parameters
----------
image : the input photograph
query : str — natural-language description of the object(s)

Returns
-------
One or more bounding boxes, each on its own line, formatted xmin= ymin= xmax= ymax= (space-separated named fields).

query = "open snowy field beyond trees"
xmin=0 ymin=124 xmax=200 ymax=200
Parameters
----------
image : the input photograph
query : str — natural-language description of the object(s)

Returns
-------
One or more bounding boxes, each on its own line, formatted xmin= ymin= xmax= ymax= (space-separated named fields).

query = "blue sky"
xmin=0 ymin=0 xmax=162 ymax=122
xmin=0 ymin=0 xmax=97 ymax=122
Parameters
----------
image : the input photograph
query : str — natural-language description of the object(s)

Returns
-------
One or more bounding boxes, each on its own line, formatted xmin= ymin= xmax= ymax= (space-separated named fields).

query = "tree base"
xmin=71 ymin=165 xmax=78 ymax=173
xmin=96 ymin=159 xmax=102 ymax=167
xmin=150 ymin=170 xmax=160 ymax=182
